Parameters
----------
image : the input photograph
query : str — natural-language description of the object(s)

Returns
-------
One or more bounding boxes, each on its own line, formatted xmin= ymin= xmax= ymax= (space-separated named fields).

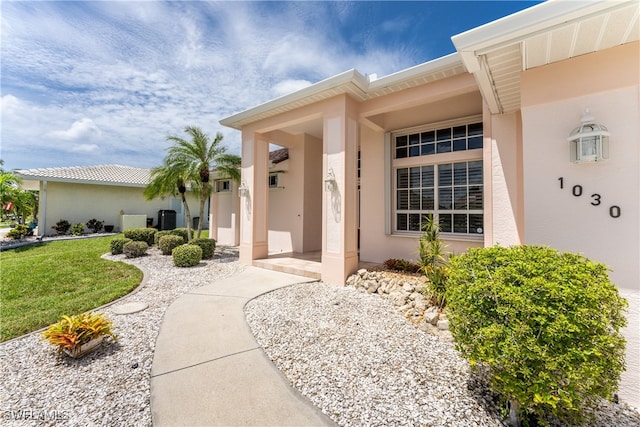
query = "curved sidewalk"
xmin=150 ymin=266 xmax=336 ymax=426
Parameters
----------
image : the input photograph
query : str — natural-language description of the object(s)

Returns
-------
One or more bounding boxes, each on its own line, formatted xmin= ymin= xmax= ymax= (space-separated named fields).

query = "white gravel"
xmin=0 ymin=245 xmax=243 ymax=426
xmin=245 ymin=281 xmax=640 ymax=427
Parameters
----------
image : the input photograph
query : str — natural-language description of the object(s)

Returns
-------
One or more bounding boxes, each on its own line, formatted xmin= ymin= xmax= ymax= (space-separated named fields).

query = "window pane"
xmin=454 ymin=214 xmax=468 ymax=233
xmin=421 ymin=143 xmax=435 ymax=156
xmin=436 ymin=140 xmax=452 ymax=153
xmin=438 ymin=164 xmax=452 ymax=186
xmin=397 ymin=214 xmax=408 ymax=231
xmin=453 ymin=139 xmax=467 ymax=151
xmin=396 ymin=147 xmax=407 ymax=158
xmin=469 ymin=214 xmax=483 ymax=234
xmin=410 ymin=167 xmax=421 ymax=188
xmin=397 ymin=190 xmax=408 ymax=210
xmin=409 ymin=133 xmax=419 ymax=146
xmin=437 ymin=127 xmax=452 ymax=141
xmin=468 ymin=161 xmax=483 ymax=184
xmin=439 ymin=187 xmax=452 ymax=210
xmin=409 ymin=214 xmax=421 ymax=231
xmin=468 ymin=122 xmax=483 ymax=136
xmin=422 ymin=188 xmax=434 ymax=210
xmin=439 ymin=214 xmax=452 ymax=232
xmin=397 ymin=168 xmax=408 ymax=188
xmin=410 ymin=189 xmax=421 ymax=210
xmin=468 ymin=136 xmax=483 ymax=150
xmin=453 ymin=125 xmax=467 ymax=138
xmin=421 ymin=131 xmax=435 ymax=143
xmin=420 ymin=214 xmax=433 ymax=230
xmin=454 ymin=163 xmax=467 ymax=185
xmin=409 ymin=145 xmax=420 ymax=157
xmin=396 ymin=135 xmax=408 ymax=146
xmin=421 ymin=165 xmax=434 ymax=187
xmin=454 ymin=187 xmax=467 ymax=210
xmin=469 ymin=186 xmax=483 ymax=209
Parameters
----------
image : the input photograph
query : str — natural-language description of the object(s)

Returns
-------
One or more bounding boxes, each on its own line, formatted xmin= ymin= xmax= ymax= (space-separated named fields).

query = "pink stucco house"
xmin=214 ymin=0 xmax=639 ymax=406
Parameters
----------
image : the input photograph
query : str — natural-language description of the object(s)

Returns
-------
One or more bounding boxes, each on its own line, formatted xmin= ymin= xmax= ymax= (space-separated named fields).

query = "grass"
xmin=0 ymin=236 xmax=142 ymax=342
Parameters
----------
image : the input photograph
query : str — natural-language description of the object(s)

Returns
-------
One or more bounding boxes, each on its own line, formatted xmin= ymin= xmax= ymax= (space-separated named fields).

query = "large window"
xmin=392 ymin=119 xmax=483 ymax=236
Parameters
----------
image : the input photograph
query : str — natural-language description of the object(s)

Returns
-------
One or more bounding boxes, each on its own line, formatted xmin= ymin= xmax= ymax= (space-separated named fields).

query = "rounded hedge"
xmin=190 ymin=238 xmax=216 ymax=259
xmin=169 ymin=227 xmax=194 ymax=243
xmin=172 ymin=244 xmax=202 ymax=267
xmin=158 ymin=235 xmax=185 ymax=255
xmin=124 ymin=228 xmax=157 ymax=246
xmin=446 ymin=245 xmax=628 ymax=424
xmin=154 ymin=230 xmax=172 ymax=246
xmin=123 ymin=241 xmax=148 ymax=258
xmin=110 ymin=238 xmax=132 ymax=255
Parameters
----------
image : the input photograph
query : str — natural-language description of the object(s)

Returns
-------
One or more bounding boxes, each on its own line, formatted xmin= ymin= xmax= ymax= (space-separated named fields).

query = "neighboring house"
xmin=219 ymin=1 xmax=639 ymax=406
xmin=16 ymin=164 xmax=201 ymax=235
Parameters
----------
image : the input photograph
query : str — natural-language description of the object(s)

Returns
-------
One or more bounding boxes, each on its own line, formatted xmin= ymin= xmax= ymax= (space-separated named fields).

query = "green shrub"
xmin=418 ymin=215 xmax=449 ymax=306
xmin=190 ymin=238 xmax=216 ymax=259
xmin=110 ymin=238 xmax=132 ymax=255
xmin=169 ymin=227 xmax=193 ymax=243
xmin=7 ymin=224 xmax=29 ymax=240
xmin=123 ymin=241 xmax=148 ymax=258
xmin=446 ymin=245 xmax=628 ymax=425
xmin=71 ymin=223 xmax=84 ymax=236
xmin=154 ymin=230 xmax=172 ymax=246
xmin=158 ymin=235 xmax=185 ymax=255
xmin=52 ymin=219 xmax=71 ymax=235
xmin=172 ymin=244 xmax=202 ymax=267
xmin=124 ymin=228 xmax=157 ymax=246
xmin=383 ymin=258 xmax=420 ymax=273
xmin=86 ymin=218 xmax=104 ymax=233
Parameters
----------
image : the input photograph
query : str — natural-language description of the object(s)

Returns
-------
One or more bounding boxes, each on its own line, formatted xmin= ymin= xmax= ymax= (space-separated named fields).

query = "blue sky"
xmin=1 ymin=1 xmax=541 ymax=171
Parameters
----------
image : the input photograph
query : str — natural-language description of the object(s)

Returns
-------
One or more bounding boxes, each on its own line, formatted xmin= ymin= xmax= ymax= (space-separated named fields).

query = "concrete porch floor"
xmin=252 ymin=251 xmax=380 ymax=281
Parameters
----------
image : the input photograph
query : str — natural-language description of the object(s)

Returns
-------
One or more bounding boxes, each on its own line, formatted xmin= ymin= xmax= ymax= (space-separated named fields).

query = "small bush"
xmin=446 ymin=245 xmax=628 ymax=424
xmin=154 ymin=230 xmax=172 ymax=246
xmin=52 ymin=219 xmax=71 ymax=235
xmin=123 ymin=241 xmax=148 ymax=258
xmin=190 ymin=238 xmax=216 ymax=259
xmin=110 ymin=238 xmax=132 ymax=255
xmin=418 ymin=215 xmax=449 ymax=306
xmin=86 ymin=218 xmax=104 ymax=233
xmin=158 ymin=235 xmax=185 ymax=255
xmin=169 ymin=227 xmax=193 ymax=243
xmin=383 ymin=258 xmax=420 ymax=273
xmin=172 ymin=244 xmax=202 ymax=267
xmin=124 ymin=228 xmax=157 ymax=246
xmin=7 ymin=224 xmax=29 ymax=240
xmin=71 ymin=223 xmax=84 ymax=236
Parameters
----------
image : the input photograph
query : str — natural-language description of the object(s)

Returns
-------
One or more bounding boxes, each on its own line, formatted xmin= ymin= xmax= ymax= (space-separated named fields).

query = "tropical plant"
xmin=7 ymin=224 xmax=29 ymax=240
xmin=71 ymin=223 xmax=84 ymax=236
xmin=418 ymin=215 xmax=449 ymax=306
xmin=52 ymin=219 xmax=71 ymax=235
xmin=0 ymin=160 xmax=21 ymax=221
xmin=42 ymin=312 xmax=117 ymax=357
xmin=163 ymin=126 xmax=241 ymax=239
xmin=86 ymin=218 xmax=104 ymax=233
xmin=446 ymin=245 xmax=628 ymax=425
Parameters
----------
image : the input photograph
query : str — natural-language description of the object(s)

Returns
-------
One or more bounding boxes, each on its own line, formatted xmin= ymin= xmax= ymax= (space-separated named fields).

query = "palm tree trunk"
xmin=181 ymin=193 xmax=193 ymax=242
xmin=197 ymin=185 xmax=207 ymax=239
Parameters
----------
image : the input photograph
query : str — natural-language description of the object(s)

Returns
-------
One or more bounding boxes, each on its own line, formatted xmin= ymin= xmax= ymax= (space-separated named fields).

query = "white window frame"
xmin=214 ymin=179 xmax=231 ymax=193
xmin=388 ymin=115 xmax=484 ymax=240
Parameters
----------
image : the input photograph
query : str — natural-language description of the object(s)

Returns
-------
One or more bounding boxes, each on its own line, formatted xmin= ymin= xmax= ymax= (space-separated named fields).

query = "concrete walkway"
xmin=150 ymin=267 xmax=336 ymax=426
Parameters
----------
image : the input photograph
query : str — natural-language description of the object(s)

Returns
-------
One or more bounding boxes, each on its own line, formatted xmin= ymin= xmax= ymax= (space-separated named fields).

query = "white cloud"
xmin=70 ymin=144 xmax=100 ymax=153
xmin=47 ymin=118 xmax=102 ymax=141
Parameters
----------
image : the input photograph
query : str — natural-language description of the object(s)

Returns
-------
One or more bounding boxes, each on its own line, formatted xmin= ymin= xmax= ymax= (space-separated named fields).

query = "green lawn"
xmin=0 ymin=236 xmax=142 ymax=342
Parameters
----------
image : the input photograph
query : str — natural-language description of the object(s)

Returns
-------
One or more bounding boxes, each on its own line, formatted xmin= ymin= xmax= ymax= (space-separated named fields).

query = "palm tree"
xmin=164 ymin=126 xmax=240 ymax=239
xmin=0 ymin=160 xmax=22 ymax=221
xmin=144 ymin=164 xmax=195 ymax=241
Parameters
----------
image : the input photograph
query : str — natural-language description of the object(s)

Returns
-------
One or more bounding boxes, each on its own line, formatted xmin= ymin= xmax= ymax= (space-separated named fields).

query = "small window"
xmin=268 ymin=174 xmax=278 ymax=188
xmin=215 ymin=180 xmax=231 ymax=192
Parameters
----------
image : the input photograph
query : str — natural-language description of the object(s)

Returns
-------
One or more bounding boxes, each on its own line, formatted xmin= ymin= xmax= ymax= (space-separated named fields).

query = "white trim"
xmin=384 ymin=132 xmax=392 ymax=235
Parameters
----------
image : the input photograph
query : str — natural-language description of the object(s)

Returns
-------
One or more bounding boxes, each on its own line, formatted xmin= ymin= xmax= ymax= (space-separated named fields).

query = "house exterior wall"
xmin=40 ymin=181 xmax=199 ymax=235
xmin=520 ymin=41 xmax=640 ymax=407
xmin=210 ymin=181 xmax=240 ymax=246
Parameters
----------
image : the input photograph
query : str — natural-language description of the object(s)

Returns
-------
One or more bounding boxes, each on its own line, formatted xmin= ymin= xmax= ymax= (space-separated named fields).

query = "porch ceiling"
xmin=454 ymin=0 xmax=640 ymax=114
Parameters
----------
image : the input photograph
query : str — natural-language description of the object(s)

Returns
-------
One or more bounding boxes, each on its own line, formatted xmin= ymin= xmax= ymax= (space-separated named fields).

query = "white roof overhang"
xmin=219 ymin=54 xmax=465 ymax=130
xmin=452 ymin=0 xmax=640 ymax=114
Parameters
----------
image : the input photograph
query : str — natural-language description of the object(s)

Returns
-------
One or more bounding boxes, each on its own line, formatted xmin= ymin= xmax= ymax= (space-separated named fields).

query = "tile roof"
xmin=269 ymin=148 xmax=289 ymax=164
xmin=15 ymin=165 xmax=152 ymax=187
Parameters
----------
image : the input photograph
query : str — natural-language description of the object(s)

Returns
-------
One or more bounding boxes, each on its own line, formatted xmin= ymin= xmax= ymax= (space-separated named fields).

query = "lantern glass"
xmin=567 ymin=109 xmax=609 ymax=163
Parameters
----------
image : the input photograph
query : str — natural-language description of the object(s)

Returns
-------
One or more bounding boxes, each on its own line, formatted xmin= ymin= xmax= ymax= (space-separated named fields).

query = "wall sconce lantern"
xmin=567 ymin=108 xmax=609 ymax=163
xmin=238 ymin=181 xmax=249 ymax=198
xmin=324 ymin=168 xmax=337 ymax=192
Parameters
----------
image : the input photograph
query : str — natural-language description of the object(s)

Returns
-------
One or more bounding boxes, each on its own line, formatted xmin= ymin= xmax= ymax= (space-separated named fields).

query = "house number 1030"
xmin=558 ymin=177 xmax=621 ymax=218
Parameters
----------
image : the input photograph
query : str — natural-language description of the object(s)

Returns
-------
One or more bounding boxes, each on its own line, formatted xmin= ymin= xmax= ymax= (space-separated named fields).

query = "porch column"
xmin=322 ymin=95 xmax=359 ymax=285
xmin=239 ymin=131 xmax=269 ymax=265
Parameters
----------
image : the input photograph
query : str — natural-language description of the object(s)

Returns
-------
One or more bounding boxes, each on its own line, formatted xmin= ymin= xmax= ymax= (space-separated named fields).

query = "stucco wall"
xmin=40 ymin=181 xmax=199 ymax=235
xmin=210 ymin=182 xmax=239 ymax=246
xmin=520 ymin=42 xmax=639 ymax=408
